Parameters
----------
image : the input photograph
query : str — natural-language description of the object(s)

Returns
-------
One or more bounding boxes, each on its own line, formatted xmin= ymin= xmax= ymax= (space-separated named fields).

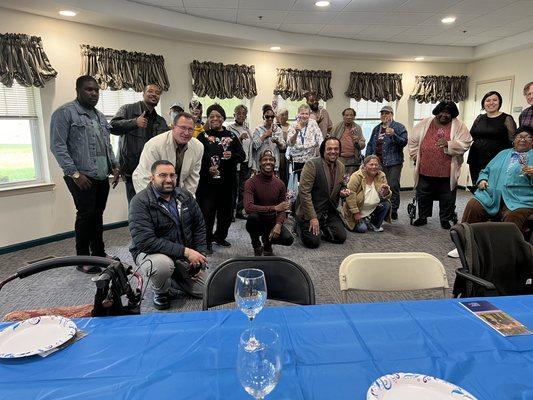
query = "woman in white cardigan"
xmin=408 ymin=101 xmax=472 ymax=229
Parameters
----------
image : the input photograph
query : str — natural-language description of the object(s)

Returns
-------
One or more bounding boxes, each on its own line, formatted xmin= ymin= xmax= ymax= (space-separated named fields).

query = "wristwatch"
xmin=70 ymin=172 xmax=80 ymax=179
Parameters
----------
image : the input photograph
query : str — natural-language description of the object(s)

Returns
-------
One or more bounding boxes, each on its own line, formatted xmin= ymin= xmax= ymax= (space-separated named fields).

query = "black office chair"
xmin=202 ymin=256 xmax=315 ymax=310
xmin=450 ymin=222 xmax=533 ymax=298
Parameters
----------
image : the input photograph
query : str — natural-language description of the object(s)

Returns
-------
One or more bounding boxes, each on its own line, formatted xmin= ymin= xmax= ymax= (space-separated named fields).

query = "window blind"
xmin=0 ymin=82 xmax=39 ymax=117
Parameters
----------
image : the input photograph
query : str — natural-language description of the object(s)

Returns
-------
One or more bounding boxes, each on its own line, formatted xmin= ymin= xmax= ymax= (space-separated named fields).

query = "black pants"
xmin=197 ymin=182 xmax=234 ymax=244
xmin=124 ymin=175 xmax=136 ymax=205
xmin=64 ymin=176 xmax=110 ymax=257
xmin=236 ymin=163 xmax=251 ymax=215
xmin=468 ymin=164 xmax=482 ymax=194
xmin=279 ymin=151 xmax=288 ymax=187
xmin=245 ymin=213 xmax=294 ymax=248
xmin=296 ymin=210 xmax=346 ymax=249
xmin=382 ymin=164 xmax=402 ymax=212
xmin=416 ymin=175 xmax=457 ymax=222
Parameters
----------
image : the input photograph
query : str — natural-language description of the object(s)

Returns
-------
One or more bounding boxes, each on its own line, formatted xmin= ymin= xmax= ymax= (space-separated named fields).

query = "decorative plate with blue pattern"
xmin=0 ymin=315 xmax=77 ymax=358
xmin=367 ymin=373 xmax=478 ymax=399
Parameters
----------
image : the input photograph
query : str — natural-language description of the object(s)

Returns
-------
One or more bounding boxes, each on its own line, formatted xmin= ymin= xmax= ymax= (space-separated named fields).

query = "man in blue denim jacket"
xmin=366 ymin=106 xmax=408 ymax=220
xmin=50 ymin=75 xmax=120 ymax=274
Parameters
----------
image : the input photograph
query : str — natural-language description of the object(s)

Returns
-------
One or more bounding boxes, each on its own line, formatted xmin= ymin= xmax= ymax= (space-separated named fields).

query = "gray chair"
xmin=202 ymin=256 xmax=315 ymax=310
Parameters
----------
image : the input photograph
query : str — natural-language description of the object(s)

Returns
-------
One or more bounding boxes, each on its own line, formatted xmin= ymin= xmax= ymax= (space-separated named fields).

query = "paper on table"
xmin=460 ymin=300 xmax=532 ymax=337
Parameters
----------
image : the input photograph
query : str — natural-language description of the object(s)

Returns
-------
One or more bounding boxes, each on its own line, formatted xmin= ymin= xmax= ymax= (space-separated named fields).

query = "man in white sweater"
xmin=133 ymin=112 xmax=204 ymax=195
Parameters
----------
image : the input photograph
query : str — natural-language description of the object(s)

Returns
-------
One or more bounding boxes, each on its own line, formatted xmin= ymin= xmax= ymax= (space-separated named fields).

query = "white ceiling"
xmin=1 ymin=0 xmax=533 ymax=62
xmin=130 ymin=0 xmax=533 ymax=47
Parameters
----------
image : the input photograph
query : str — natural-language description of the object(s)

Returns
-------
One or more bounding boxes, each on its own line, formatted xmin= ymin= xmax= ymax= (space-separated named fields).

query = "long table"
xmin=1 ymin=296 xmax=533 ymax=399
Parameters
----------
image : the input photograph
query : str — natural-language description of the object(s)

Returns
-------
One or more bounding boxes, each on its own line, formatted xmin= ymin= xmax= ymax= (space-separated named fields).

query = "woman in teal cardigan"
xmin=461 ymin=126 xmax=533 ymax=230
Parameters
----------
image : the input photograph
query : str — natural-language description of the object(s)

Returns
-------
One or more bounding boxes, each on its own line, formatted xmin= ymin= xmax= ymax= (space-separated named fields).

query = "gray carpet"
xmin=0 ymin=191 xmax=467 ymax=317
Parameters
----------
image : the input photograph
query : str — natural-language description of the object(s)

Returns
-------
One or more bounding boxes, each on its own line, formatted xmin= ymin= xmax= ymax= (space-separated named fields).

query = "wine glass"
xmin=237 ymin=327 xmax=282 ymax=400
xmin=211 ymin=155 xmax=221 ymax=179
xmin=235 ymin=269 xmax=267 ymax=351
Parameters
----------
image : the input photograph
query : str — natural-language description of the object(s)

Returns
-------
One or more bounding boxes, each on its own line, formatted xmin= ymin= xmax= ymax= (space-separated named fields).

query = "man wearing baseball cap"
xmin=366 ymin=105 xmax=408 ymax=220
xmin=169 ymin=101 xmax=185 ymax=127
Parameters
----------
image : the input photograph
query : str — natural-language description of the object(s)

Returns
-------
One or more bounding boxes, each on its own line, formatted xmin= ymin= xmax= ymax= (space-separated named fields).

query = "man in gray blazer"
xmin=295 ymin=137 xmax=350 ymax=248
xmin=132 ymin=112 xmax=204 ymax=195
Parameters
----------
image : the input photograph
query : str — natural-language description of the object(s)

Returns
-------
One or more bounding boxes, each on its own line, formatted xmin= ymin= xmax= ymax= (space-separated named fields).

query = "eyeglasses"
xmin=175 ymin=125 xmax=194 ymax=133
xmin=264 ymin=115 xmax=275 ymax=119
xmin=516 ymin=136 xmax=532 ymax=141
xmin=155 ymin=173 xmax=178 ymax=180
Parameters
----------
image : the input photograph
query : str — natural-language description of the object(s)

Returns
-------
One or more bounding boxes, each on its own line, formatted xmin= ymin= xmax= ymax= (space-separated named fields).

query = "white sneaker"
xmin=447 ymin=248 xmax=459 ymax=258
xmin=368 ymin=222 xmax=384 ymax=232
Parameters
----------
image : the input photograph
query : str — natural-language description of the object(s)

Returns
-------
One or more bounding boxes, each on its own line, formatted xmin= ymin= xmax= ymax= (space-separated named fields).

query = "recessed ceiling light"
xmin=59 ymin=10 xmax=77 ymax=17
xmin=441 ymin=16 xmax=456 ymax=24
xmin=315 ymin=1 xmax=330 ymax=7
xmin=270 ymin=46 xmax=281 ymax=51
xmin=414 ymin=56 xmax=425 ymax=61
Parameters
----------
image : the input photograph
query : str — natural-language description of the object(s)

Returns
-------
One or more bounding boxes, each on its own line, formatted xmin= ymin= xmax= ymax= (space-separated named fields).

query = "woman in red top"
xmin=408 ymin=102 xmax=472 ymax=229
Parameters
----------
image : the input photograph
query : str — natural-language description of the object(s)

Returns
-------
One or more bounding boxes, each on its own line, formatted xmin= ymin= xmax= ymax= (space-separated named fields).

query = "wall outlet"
xmin=513 ymin=106 xmax=523 ymax=113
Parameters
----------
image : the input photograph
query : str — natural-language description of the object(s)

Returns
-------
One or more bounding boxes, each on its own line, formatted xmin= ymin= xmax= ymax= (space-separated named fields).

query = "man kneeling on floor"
xmin=244 ymin=149 xmax=294 ymax=256
xmin=129 ymin=160 xmax=207 ymax=310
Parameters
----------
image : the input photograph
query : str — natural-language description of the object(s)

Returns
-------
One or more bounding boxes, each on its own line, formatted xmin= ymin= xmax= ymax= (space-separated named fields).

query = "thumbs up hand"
xmin=136 ymin=111 xmax=148 ymax=128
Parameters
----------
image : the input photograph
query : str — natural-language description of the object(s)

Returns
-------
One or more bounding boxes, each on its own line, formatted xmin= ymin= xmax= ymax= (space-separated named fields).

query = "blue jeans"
xmin=354 ymin=200 xmax=391 ymax=233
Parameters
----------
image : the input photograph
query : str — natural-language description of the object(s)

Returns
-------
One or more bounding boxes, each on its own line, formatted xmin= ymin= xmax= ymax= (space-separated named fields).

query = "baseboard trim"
xmin=0 ymin=221 xmax=128 ymax=255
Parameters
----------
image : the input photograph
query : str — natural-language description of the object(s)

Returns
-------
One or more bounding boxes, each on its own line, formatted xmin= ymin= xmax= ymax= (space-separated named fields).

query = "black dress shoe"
xmin=253 ymin=246 xmax=263 ymax=256
xmin=214 ymin=239 xmax=232 ymax=247
xmin=440 ymin=220 xmax=451 ymax=230
xmin=412 ymin=218 xmax=428 ymax=226
xmin=153 ymin=293 xmax=170 ymax=310
xmin=391 ymin=211 xmax=398 ymax=220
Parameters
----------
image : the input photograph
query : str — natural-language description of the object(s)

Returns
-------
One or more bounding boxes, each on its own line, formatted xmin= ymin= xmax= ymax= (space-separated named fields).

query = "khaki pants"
xmin=136 ymin=253 xmax=205 ymax=298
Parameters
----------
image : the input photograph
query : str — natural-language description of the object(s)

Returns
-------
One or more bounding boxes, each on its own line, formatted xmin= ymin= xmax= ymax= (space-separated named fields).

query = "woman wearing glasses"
xmin=196 ymin=104 xmax=245 ymax=255
xmin=286 ymin=104 xmax=323 ymax=180
xmin=251 ymin=105 xmax=286 ymax=174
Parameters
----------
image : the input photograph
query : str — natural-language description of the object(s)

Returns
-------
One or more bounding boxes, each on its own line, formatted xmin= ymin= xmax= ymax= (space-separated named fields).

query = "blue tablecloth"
xmin=1 ymin=296 xmax=533 ymax=399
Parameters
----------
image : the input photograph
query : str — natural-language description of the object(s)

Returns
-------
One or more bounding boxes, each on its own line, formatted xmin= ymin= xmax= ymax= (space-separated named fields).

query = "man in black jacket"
xmin=111 ymin=84 xmax=168 ymax=203
xmin=129 ymin=160 xmax=207 ymax=310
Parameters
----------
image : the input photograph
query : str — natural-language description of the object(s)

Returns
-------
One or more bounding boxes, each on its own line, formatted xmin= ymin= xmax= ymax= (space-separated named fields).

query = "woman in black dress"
xmin=467 ymin=91 xmax=516 ymax=193
xmin=196 ymin=104 xmax=245 ymax=254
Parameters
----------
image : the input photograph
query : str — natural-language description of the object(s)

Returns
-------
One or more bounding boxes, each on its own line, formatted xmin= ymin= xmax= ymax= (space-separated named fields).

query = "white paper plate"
xmin=367 ymin=373 xmax=477 ymax=400
xmin=0 ymin=315 xmax=77 ymax=358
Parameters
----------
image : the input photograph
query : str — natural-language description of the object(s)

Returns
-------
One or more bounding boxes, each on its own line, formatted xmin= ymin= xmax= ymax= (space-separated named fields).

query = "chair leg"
xmin=342 ymin=291 xmax=347 ymax=304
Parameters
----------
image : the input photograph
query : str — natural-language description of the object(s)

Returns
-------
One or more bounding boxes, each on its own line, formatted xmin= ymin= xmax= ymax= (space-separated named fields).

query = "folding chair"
xmin=339 ymin=252 xmax=449 ymax=303
xmin=203 ymin=256 xmax=315 ymax=310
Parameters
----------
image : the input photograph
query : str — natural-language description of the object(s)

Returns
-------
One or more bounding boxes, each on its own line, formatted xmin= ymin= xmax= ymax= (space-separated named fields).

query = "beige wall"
xmin=465 ymin=47 xmax=532 ymax=126
xmin=0 ymin=8 xmax=468 ymax=248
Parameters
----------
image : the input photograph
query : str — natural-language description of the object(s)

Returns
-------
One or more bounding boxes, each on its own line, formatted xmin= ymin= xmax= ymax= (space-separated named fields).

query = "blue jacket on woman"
xmin=475 ymin=148 xmax=533 ymax=215
xmin=366 ymin=120 xmax=408 ymax=167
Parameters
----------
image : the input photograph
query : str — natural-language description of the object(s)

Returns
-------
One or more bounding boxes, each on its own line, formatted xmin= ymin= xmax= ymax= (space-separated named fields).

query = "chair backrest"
xmin=339 ymin=252 xmax=449 ymax=301
xmin=203 ymin=256 xmax=315 ymax=310
xmin=450 ymin=222 xmax=533 ymax=297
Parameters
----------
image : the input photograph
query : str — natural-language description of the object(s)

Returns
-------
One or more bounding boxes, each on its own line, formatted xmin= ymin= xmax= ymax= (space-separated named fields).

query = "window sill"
xmin=0 ymin=182 xmax=56 ymax=197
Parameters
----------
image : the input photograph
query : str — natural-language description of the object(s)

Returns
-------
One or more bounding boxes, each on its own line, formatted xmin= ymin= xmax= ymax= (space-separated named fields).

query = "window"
xmin=413 ymin=101 xmax=460 ymax=125
xmin=0 ymin=82 xmax=48 ymax=188
xmin=194 ymin=95 xmax=251 ymax=126
xmin=349 ymin=99 xmax=396 ymax=141
xmin=96 ymin=89 xmax=162 ymax=154
xmin=275 ymin=95 xmax=326 ymax=121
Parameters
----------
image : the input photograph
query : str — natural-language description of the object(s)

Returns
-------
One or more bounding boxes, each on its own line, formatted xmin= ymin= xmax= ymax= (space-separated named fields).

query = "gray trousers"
xmin=382 ymin=164 xmax=402 ymax=212
xmin=136 ymin=253 xmax=205 ymax=298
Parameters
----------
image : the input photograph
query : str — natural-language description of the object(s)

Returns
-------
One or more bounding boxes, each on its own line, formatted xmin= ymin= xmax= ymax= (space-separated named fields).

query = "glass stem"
xmin=248 ymin=316 xmax=255 ymax=343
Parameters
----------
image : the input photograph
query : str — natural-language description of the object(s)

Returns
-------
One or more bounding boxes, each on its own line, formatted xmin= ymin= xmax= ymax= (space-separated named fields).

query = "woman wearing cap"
xmin=330 ymin=107 xmax=365 ymax=175
xmin=196 ymin=104 xmax=245 ymax=254
xmin=251 ymin=104 xmax=286 ymax=174
xmin=467 ymin=91 xmax=516 ymax=193
xmin=366 ymin=105 xmax=408 ymax=220
xmin=408 ymin=101 xmax=472 ymax=229
xmin=244 ymin=149 xmax=293 ymax=256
